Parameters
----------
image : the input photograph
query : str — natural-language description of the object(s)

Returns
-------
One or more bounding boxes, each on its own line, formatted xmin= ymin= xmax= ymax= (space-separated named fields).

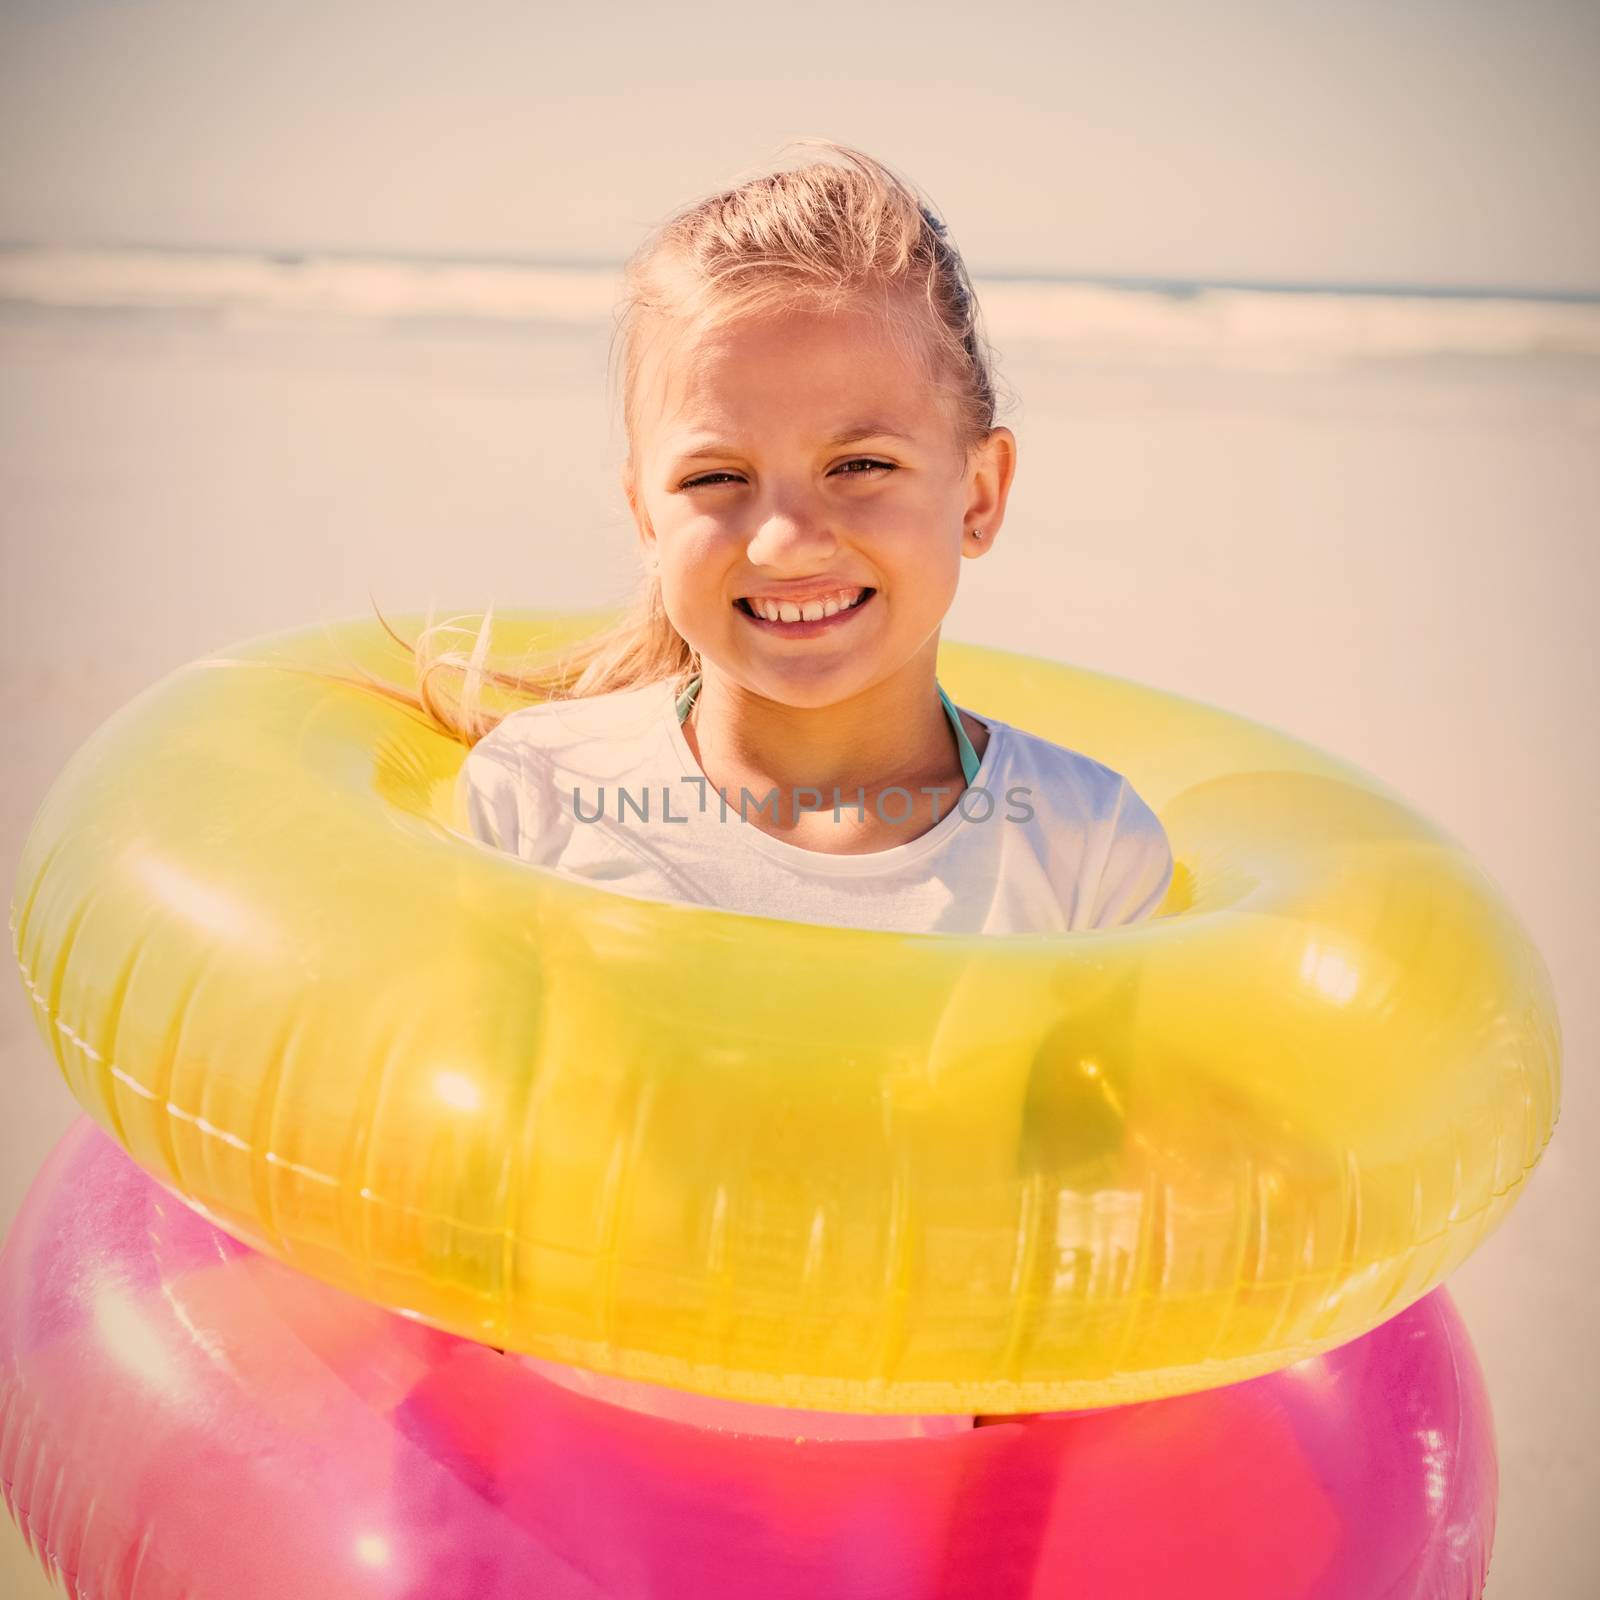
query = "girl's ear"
xmin=620 ymin=464 xmax=657 ymax=566
xmin=620 ymin=464 xmax=645 ymax=528
xmin=965 ymin=426 xmax=1018 ymax=546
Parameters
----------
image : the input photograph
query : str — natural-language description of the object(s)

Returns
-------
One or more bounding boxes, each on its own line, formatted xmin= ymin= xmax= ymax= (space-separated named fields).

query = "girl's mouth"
xmin=733 ymin=588 xmax=876 ymax=637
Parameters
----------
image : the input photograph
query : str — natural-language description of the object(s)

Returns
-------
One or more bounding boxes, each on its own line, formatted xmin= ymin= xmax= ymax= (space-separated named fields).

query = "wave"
xmin=2 ymin=244 xmax=1597 ymax=368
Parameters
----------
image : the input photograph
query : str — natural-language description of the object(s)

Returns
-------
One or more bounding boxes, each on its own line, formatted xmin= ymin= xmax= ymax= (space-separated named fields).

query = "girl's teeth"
xmin=751 ymin=589 xmax=865 ymax=624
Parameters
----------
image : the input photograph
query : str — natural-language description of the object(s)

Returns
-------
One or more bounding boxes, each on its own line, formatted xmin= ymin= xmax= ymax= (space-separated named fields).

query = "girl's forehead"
xmin=639 ymin=307 xmax=939 ymax=439
xmin=682 ymin=301 xmax=915 ymax=369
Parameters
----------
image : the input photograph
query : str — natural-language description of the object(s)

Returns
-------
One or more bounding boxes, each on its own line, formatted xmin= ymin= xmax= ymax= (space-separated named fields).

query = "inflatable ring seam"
xmin=10 ymin=936 xmax=1547 ymax=1271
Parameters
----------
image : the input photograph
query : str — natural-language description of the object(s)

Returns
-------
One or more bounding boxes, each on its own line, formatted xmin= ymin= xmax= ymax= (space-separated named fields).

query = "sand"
xmin=2 ymin=297 xmax=1595 ymax=1596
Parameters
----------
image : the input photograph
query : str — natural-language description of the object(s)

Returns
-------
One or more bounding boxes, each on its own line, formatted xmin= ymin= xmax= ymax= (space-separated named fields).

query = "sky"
xmin=0 ymin=0 xmax=1596 ymax=295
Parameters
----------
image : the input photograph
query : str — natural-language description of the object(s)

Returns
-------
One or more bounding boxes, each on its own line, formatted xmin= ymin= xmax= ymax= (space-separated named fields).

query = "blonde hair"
xmin=381 ymin=138 xmax=1010 ymax=747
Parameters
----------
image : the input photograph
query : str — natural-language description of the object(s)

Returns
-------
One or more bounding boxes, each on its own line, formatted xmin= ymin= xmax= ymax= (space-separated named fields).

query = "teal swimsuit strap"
xmin=938 ymin=684 xmax=984 ymax=786
xmin=675 ymin=674 xmax=982 ymax=786
xmin=674 ymin=674 xmax=702 ymax=725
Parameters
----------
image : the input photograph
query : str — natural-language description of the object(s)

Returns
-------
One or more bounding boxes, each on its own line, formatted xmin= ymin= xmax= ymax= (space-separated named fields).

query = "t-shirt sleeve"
xmin=457 ymin=724 xmax=568 ymax=864
xmin=1089 ymin=777 xmax=1174 ymax=929
xmin=457 ymin=737 xmax=523 ymax=852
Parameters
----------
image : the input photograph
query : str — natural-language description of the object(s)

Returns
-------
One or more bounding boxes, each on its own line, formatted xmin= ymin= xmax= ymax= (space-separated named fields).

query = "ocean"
xmin=1 ymin=243 xmax=1596 ymax=1597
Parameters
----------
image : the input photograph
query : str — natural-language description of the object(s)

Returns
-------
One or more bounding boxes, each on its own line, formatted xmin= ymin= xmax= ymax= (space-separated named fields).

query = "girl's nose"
xmin=744 ymin=501 xmax=839 ymax=568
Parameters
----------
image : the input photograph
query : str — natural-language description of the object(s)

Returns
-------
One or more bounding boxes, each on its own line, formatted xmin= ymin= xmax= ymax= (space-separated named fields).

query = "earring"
xmin=972 ymin=527 xmax=985 ymax=541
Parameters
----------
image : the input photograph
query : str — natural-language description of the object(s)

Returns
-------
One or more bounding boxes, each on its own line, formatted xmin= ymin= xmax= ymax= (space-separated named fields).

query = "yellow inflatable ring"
xmin=10 ymin=611 xmax=1560 ymax=1412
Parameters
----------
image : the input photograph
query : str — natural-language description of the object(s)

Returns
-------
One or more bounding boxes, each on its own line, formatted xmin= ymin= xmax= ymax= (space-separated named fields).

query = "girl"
xmin=403 ymin=141 xmax=1173 ymax=1439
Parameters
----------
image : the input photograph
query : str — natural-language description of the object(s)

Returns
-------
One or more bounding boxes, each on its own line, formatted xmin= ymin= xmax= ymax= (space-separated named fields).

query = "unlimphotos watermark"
xmin=570 ymin=777 xmax=1036 ymax=827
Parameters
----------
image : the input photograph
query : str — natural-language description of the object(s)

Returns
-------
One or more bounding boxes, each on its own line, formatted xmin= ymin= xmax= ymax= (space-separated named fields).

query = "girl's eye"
xmin=681 ymin=459 xmax=896 ymax=490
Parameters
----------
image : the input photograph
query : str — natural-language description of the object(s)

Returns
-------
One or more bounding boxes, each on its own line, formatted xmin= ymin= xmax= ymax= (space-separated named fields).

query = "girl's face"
xmin=623 ymin=300 xmax=1015 ymax=711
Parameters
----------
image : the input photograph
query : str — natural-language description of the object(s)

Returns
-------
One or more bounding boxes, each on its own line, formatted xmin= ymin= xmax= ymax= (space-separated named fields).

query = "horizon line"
xmin=1 ymin=235 xmax=1595 ymax=308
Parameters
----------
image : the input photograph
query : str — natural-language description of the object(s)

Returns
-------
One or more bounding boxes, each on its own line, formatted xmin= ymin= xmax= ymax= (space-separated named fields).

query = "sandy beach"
xmin=2 ymin=270 xmax=1596 ymax=1595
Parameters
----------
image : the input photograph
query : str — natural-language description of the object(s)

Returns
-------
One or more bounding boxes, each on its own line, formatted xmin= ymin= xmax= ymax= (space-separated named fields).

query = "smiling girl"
xmin=400 ymin=141 xmax=1173 ymax=1436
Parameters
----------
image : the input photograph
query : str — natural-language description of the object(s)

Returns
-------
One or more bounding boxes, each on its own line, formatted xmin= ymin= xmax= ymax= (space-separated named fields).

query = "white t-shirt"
xmin=459 ymin=679 xmax=1174 ymax=938
xmin=458 ymin=678 xmax=1174 ymax=1437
